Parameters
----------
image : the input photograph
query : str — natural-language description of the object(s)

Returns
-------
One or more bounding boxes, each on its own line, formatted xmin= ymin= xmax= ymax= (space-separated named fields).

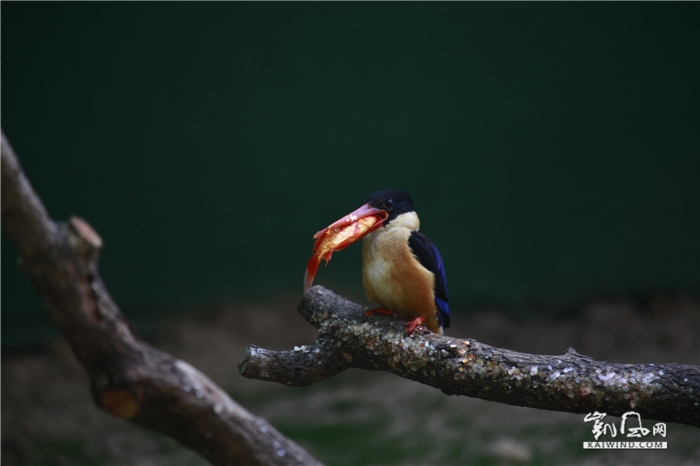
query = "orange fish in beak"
xmin=304 ymin=203 xmax=388 ymax=292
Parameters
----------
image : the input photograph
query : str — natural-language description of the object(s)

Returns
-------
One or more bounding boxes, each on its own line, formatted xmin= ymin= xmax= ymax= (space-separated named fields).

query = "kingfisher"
xmin=305 ymin=189 xmax=450 ymax=334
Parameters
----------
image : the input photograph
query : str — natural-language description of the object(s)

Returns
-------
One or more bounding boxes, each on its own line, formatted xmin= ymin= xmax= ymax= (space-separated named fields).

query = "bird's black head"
xmin=364 ymin=189 xmax=415 ymax=224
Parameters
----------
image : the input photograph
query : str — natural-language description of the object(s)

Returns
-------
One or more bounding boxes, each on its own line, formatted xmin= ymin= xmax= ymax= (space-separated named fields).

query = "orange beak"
xmin=304 ymin=203 xmax=388 ymax=292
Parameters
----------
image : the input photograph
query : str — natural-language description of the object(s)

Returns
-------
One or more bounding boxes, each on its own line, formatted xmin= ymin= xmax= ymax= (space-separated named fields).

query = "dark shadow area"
xmin=3 ymin=293 xmax=698 ymax=465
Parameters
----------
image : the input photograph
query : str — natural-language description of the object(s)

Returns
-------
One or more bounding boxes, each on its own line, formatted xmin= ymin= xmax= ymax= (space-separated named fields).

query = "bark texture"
xmin=1 ymin=130 xmax=322 ymax=466
xmin=240 ymin=286 xmax=700 ymax=427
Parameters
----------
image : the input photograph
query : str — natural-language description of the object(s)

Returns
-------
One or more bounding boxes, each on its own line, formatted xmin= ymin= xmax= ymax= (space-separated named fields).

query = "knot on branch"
xmin=68 ymin=216 xmax=103 ymax=268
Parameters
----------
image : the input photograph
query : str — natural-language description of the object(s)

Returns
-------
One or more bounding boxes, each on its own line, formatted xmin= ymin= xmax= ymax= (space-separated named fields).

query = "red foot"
xmin=405 ymin=316 xmax=426 ymax=334
xmin=363 ymin=307 xmax=393 ymax=320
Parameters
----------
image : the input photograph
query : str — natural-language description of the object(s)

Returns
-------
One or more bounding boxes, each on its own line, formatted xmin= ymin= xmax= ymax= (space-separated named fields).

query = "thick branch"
xmin=240 ymin=286 xmax=700 ymax=428
xmin=1 ymin=130 xmax=322 ymax=466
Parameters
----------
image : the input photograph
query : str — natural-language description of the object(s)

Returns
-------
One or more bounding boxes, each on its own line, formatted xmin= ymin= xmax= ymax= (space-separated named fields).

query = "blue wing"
xmin=408 ymin=231 xmax=450 ymax=329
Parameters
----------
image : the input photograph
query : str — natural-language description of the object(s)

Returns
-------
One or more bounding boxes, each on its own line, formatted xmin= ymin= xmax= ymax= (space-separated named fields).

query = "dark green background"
xmin=2 ymin=3 xmax=698 ymax=343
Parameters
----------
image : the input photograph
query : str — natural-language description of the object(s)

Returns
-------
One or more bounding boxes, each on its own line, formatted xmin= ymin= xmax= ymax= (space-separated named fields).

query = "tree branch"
xmin=239 ymin=286 xmax=700 ymax=428
xmin=1 ymin=130 xmax=322 ymax=466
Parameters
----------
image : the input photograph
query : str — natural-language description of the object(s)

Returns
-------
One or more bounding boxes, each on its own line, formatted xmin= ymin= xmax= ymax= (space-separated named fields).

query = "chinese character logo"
xmin=583 ymin=411 xmax=668 ymax=450
xmin=621 ymin=411 xmax=650 ymax=438
xmin=584 ymin=412 xmax=617 ymax=440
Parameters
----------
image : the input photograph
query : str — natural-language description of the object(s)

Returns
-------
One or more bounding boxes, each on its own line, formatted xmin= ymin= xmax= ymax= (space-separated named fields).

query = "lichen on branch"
xmin=239 ymin=286 xmax=700 ymax=428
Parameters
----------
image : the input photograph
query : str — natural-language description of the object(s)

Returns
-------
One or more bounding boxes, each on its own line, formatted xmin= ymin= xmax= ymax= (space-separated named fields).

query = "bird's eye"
xmin=384 ymin=199 xmax=394 ymax=209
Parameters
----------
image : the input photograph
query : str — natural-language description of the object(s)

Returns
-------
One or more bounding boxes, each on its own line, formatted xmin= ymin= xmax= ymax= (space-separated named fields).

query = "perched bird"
xmin=305 ymin=189 xmax=450 ymax=334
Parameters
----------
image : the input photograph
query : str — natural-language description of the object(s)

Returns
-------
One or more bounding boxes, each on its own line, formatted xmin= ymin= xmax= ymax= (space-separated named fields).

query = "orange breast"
xmin=362 ymin=227 xmax=441 ymax=333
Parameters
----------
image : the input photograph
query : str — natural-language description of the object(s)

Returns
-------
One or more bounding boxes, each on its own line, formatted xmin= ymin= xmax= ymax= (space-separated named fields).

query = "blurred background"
xmin=2 ymin=3 xmax=698 ymax=466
